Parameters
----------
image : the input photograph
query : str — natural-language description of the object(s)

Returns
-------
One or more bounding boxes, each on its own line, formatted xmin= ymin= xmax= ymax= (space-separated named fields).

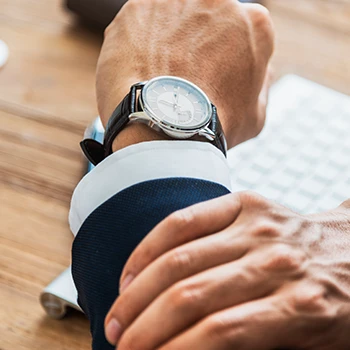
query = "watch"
xmin=80 ymin=76 xmax=227 ymax=166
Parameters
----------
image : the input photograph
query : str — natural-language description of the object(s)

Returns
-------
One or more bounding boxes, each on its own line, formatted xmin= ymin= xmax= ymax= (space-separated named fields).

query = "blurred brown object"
xmin=65 ymin=0 xmax=266 ymax=29
xmin=0 ymin=0 xmax=350 ymax=349
xmin=266 ymin=0 xmax=350 ymax=95
xmin=66 ymin=0 xmax=127 ymax=28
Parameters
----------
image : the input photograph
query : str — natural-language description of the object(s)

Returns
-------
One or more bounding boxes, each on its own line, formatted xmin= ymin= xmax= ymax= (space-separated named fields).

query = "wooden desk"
xmin=267 ymin=0 xmax=350 ymax=95
xmin=1 ymin=1 xmax=349 ymax=349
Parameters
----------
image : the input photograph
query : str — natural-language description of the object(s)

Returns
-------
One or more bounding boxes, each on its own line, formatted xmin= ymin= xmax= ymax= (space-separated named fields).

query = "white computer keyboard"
xmin=229 ymin=75 xmax=350 ymax=214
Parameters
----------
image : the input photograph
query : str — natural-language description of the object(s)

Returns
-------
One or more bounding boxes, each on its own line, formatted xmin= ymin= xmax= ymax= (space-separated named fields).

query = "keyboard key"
xmin=252 ymin=154 xmax=278 ymax=171
xmin=314 ymin=129 xmax=338 ymax=147
xmin=329 ymin=116 xmax=349 ymax=134
xmin=268 ymin=141 xmax=291 ymax=159
xmin=270 ymin=170 xmax=296 ymax=190
xmin=299 ymin=177 xmax=326 ymax=197
xmin=237 ymin=167 xmax=262 ymax=187
xmin=314 ymin=195 xmax=343 ymax=212
xmin=300 ymin=144 xmax=325 ymax=162
xmin=237 ymin=139 xmax=258 ymax=153
xmin=231 ymin=182 xmax=248 ymax=193
xmin=297 ymin=114 xmax=320 ymax=129
xmin=286 ymin=157 xmax=311 ymax=175
xmin=227 ymin=154 xmax=241 ymax=170
xmin=282 ymin=191 xmax=311 ymax=213
xmin=314 ymin=162 xmax=340 ymax=182
xmin=312 ymin=98 xmax=334 ymax=115
xmin=330 ymin=179 xmax=350 ymax=202
xmin=258 ymin=186 xmax=282 ymax=201
xmin=282 ymin=129 xmax=307 ymax=144
xmin=329 ymin=150 xmax=349 ymax=168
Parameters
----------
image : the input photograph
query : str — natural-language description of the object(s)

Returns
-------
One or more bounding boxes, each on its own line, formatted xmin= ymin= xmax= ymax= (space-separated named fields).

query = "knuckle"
xmin=247 ymin=4 xmax=275 ymax=53
xmin=238 ymin=191 xmax=267 ymax=208
xmin=203 ymin=314 xmax=244 ymax=347
xmin=226 ymin=192 xmax=242 ymax=208
xmin=203 ymin=315 xmax=229 ymax=340
xmin=249 ymin=4 xmax=272 ymax=27
xmin=261 ymin=244 xmax=307 ymax=273
xmin=292 ymin=284 xmax=336 ymax=325
xmin=163 ymin=248 xmax=192 ymax=274
xmin=169 ymin=280 xmax=203 ymax=312
xmin=251 ymin=220 xmax=282 ymax=239
xmin=168 ymin=207 xmax=196 ymax=229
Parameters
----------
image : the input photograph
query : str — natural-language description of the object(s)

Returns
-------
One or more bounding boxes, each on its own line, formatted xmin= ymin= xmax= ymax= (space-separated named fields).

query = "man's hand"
xmin=96 ymin=0 xmax=274 ymax=150
xmin=105 ymin=192 xmax=350 ymax=349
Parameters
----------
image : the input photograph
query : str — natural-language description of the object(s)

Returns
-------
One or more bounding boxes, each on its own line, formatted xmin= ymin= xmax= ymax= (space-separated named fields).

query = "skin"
xmin=96 ymin=0 xmax=274 ymax=151
xmin=107 ymin=193 xmax=350 ymax=350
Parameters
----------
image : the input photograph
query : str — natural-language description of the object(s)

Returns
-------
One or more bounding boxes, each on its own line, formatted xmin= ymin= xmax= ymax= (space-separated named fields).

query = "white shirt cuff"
xmin=69 ymin=141 xmax=232 ymax=236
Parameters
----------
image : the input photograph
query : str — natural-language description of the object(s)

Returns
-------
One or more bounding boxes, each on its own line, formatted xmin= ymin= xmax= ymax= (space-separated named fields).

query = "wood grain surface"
xmin=1 ymin=0 xmax=349 ymax=349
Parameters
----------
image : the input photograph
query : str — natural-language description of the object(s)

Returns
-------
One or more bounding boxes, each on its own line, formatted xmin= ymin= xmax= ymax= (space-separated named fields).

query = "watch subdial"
xmin=177 ymin=110 xmax=194 ymax=125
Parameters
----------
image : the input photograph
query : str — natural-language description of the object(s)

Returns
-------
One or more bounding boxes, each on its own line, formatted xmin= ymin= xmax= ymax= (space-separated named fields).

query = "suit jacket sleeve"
xmin=72 ymin=177 xmax=230 ymax=350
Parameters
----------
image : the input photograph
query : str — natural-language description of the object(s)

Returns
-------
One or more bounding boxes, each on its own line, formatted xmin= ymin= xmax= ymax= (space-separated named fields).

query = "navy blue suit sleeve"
xmin=72 ymin=178 xmax=231 ymax=349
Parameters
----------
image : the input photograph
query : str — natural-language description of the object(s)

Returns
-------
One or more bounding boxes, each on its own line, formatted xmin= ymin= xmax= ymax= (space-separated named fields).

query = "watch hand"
xmin=159 ymin=100 xmax=175 ymax=108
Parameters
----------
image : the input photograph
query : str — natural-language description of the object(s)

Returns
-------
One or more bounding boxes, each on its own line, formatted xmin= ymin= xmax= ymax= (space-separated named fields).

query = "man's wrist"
xmin=111 ymin=123 xmax=169 ymax=153
xmin=102 ymin=79 xmax=169 ymax=153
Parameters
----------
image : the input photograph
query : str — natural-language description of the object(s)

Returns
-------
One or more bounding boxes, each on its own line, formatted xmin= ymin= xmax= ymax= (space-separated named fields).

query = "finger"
xmin=157 ymin=295 xmax=297 ymax=350
xmin=115 ymin=247 xmax=296 ymax=350
xmin=119 ymin=193 xmax=241 ymax=291
xmin=106 ymin=228 xmax=250 ymax=342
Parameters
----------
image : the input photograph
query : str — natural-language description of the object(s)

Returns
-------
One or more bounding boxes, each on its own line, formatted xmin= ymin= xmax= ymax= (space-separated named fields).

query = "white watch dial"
xmin=142 ymin=76 xmax=212 ymax=129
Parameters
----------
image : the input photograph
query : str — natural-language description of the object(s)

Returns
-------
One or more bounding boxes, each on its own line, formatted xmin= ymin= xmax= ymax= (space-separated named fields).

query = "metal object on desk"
xmin=40 ymin=267 xmax=82 ymax=319
xmin=0 ymin=40 xmax=9 ymax=68
xmin=65 ymin=0 xmax=127 ymax=28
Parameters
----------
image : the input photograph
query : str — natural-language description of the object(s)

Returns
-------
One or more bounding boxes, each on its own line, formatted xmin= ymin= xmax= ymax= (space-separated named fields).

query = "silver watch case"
xmin=129 ymin=76 xmax=216 ymax=141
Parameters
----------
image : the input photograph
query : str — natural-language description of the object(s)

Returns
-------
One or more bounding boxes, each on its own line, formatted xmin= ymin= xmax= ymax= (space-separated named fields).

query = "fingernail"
xmin=105 ymin=318 xmax=122 ymax=345
xmin=119 ymin=274 xmax=134 ymax=294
